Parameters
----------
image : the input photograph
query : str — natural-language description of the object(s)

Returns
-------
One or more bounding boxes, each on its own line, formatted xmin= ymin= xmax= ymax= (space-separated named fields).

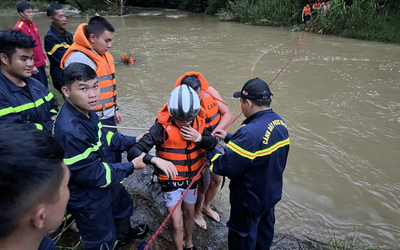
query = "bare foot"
xmin=202 ymin=207 xmax=220 ymax=222
xmin=69 ymin=222 xmax=79 ymax=233
xmin=194 ymin=213 xmax=207 ymax=229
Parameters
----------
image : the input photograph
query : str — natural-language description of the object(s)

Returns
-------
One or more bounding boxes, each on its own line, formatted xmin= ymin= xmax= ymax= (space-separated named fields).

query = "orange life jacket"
xmin=60 ymin=24 xmax=117 ymax=112
xmin=314 ymin=2 xmax=321 ymax=8
xmin=156 ymin=104 xmax=207 ymax=181
xmin=174 ymin=72 xmax=221 ymax=132
xmin=304 ymin=6 xmax=311 ymax=15
xmin=326 ymin=2 xmax=330 ymax=7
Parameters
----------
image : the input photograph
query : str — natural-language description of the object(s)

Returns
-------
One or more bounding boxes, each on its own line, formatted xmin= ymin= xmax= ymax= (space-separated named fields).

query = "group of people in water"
xmin=302 ymin=0 xmax=331 ymax=22
xmin=0 ymin=2 xmax=290 ymax=250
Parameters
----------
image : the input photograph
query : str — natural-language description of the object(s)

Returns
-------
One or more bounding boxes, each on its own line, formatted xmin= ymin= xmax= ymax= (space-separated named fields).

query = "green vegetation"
xmin=218 ymin=0 xmax=400 ymax=44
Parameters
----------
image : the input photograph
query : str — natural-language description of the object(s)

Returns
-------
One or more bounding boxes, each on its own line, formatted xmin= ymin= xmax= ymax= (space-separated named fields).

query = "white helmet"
xmin=168 ymin=85 xmax=200 ymax=122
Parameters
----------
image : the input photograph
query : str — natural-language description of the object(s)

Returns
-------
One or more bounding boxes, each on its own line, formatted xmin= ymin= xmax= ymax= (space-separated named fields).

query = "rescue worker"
xmin=14 ymin=1 xmax=48 ymax=87
xmin=210 ymin=78 xmax=290 ymax=250
xmin=128 ymin=85 xmax=218 ymax=250
xmin=173 ymin=72 xmax=232 ymax=229
xmin=313 ymin=0 xmax=322 ymax=10
xmin=60 ymin=16 xmax=122 ymax=137
xmin=0 ymin=29 xmax=58 ymax=130
xmin=0 ymin=124 xmax=69 ymax=250
xmin=44 ymin=4 xmax=73 ymax=93
xmin=53 ymin=63 xmax=173 ymax=250
xmin=302 ymin=3 xmax=312 ymax=22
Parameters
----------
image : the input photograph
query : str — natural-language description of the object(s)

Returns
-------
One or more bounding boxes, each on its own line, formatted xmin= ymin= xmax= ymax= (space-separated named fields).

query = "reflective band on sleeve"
xmin=0 ymin=92 xmax=55 ymax=117
xmin=35 ymin=124 xmax=43 ymax=130
xmin=64 ymin=122 xmax=103 ymax=165
xmin=100 ymin=162 xmax=111 ymax=188
xmin=106 ymin=131 xmax=114 ymax=146
xmin=47 ymin=44 xmax=70 ymax=55
xmin=50 ymin=109 xmax=57 ymax=114
xmin=209 ymin=153 xmax=221 ymax=173
xmin=18 ymin=22 xmax=24 ymax=28
xmin=227 ymin=137 xmax=290 ymax=160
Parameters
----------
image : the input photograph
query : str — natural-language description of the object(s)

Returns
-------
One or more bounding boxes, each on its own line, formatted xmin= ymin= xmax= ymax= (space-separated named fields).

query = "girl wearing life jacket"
xmin=128 ymin=85 xmax=218 ymax=250
xmin=174 ymin=72 xmax=232 ymax=230
xmin=302 ymin=3 xmax=312 ymax=22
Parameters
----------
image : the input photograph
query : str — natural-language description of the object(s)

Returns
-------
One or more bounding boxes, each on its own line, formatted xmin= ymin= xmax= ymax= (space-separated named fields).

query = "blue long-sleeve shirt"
xmin=53 ymin=101 xmax=136 ymax=207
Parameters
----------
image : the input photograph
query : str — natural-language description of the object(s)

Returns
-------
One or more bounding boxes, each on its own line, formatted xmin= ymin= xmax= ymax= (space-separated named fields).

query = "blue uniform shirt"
xmin=210 ymin=109 xmax=290 ymax=234
xmin=0 ymin=69 xmax=58 ymax=130
xmin=52 ymin=101 xmax=137 ymax=207
xmin=44 ymin=26 xmax=73 ymax=91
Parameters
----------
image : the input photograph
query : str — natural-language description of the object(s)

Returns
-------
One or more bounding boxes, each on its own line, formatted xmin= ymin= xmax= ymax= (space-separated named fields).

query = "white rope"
xmin=102 ymin=125 xmax=148 ymax=130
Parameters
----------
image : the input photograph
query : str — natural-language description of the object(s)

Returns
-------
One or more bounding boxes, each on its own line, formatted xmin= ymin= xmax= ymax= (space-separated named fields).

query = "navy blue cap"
xmin=233 ymin=78 xmax=273 ymax=99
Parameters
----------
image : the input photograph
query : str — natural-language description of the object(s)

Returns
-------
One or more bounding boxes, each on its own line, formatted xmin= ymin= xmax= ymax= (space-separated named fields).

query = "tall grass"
xmin=311 ymin=0 xmax=400 ymax=43
xmin=218 ymin=0 xmax=300 ymax=26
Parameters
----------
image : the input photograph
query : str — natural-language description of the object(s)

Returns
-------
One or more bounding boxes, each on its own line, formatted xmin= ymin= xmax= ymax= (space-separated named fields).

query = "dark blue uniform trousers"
xmin=68 ymin=184 xmax=133 ymax=250
xmin=228 ymin=207 xmax=275 ymax=250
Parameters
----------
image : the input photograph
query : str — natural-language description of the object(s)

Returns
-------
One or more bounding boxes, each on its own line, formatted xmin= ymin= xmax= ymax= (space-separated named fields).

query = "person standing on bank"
xmin=128 ymin=85 xmax=218 ymax=250
xmin=173 ymin=72 xmax=232 ymax=229
xmin=0 ymin=29 xmax=58 ymax=130
xmin=61 ymin=17 xmax=122 ymax=138
xmin=53 ymin=63 xmax=177 ymax=250
xmin=209 ymin=78 xmax=290 ymax=250
xmin=14 ymin=1 xmax=48 ymax=87
xmin=45 ymin=4 xmax=73 ymax=93
xmin=0 ymin=124 xmax=70 ymax=250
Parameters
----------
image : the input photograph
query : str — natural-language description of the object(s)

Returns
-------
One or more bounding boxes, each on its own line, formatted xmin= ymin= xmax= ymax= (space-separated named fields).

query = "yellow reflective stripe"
xmin=35 ymin=124 xmax=43 ymax=130
xmin=64 ymin=122 xmax=103 ymax=165
xmin=106 ymin=131 xmax=114 ymax=146
xmin=50 ymin=109 xmax=57 ymax=114
xmin=227 ymin=137 xmax=290 ymax=160
xmin=0 ymin=92 xmax=54 ymax=117
xmin=100 ymin=162 xmax=111 ymax=188
xmin=47 ymin=44 xmax=71 ymax=55
xmin=18 ymin=21 xmax=24 ymax=28
xmin=209 ymin=153 xmax=222 ymax=173
xmin=0 ymin=107 xmax=15 ymax=116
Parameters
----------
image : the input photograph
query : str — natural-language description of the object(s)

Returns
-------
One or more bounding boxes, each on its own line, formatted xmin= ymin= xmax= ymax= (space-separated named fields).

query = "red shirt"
xmin=14 ymin=18 xmax=46 ymax=68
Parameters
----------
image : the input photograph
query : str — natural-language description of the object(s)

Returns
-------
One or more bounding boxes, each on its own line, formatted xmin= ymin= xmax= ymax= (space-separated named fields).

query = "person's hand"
xmin=213 ymin=129 xmax=227 ymax=141
xmin=31 ymin=66 xmax=38 ymax=75
xmin=136 ymin=131 xmax=149 ymax=142
xmin=180 ymin=125 xmax=201 ymax=142
xmin=152 ymin=157 xmax=178 ymax=178
xmin=115 ymin=110 xmax=123 ymax=124
xmin=50 ymin=115 xmax=57 ymax=121
xmin=132 ymin=153 xmax=147 ymax=170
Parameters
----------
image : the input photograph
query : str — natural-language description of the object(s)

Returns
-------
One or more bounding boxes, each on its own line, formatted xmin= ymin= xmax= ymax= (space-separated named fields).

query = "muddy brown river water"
xmin=1 ymin=7 xmax=399 ymax=248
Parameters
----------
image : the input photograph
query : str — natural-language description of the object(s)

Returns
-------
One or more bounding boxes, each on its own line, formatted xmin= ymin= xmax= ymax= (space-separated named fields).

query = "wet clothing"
xmin=52 ymin=101 xmax=137 ymax=250
xmin=14 ymin=18 xmax=48 ymax=87
xmin=61 ymin=23 xmax=117 ymax=120
xmin=209 ymin=109 xmax=290 ymax=250
xmin=127 ymin=104 xmax=218 ymax=191
xmin=44 ymin=26 xmax=73 ymax=92
xmin=0 ymin=70 xmax=58 ymax=130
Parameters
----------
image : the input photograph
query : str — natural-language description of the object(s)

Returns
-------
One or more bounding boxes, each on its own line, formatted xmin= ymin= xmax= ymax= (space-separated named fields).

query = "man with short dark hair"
xmin=53 ymin=62 xmax=175 ymax=250
xmin=0 ymin=29 xmax=58 ymax=130
xmin=0 ymin=124 xmax=70 ymax=250
xmin=14 ymin=1 xmax=48 ymax=87
xmin=61 ymin=16 xmax=122 ymax=139
xmin=210 ymin=78 xmax=290 ymax=250
xmin=45 ymin=4 xmax=73 ymax=92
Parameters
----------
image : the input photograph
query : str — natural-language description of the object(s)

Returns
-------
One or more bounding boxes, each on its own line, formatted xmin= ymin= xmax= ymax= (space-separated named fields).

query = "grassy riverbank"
xmin=218 ymin=0 xmax=400 ymax=44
